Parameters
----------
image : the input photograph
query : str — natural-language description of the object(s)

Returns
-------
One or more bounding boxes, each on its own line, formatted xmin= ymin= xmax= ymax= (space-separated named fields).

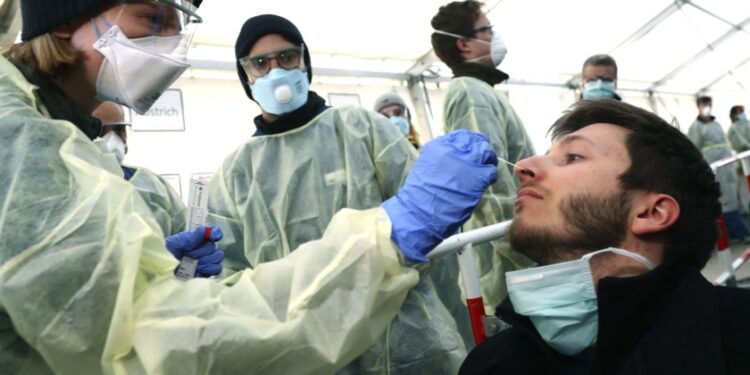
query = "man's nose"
xmin=514 ymin=156 xmax=539 ymax=180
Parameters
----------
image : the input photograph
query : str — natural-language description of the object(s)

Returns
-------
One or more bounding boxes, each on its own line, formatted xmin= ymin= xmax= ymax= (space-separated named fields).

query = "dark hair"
xmin=696 ymin=96 xmax=712 ymax=106
xmin=730 ymin=105 xmax=744 ymax=121
xmin=549 ymin=99 xmax=722 ymax=268
xmin=430 ymin=0 xmax=484 ymax=67
xmin=582 ymin=54 xmax=618 ymax=77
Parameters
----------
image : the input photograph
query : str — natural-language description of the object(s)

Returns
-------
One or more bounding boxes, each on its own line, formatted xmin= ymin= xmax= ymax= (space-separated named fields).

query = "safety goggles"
xmin=91 ymin=0 xmax=202 ymax=55
xmin=239 ymin=44 xmax=306 ymax=78
xmin=99 ymin=122 xmax=131 ymax=137
xmin=379 ymin=106 xmax=406 ymax=118
xmin=583 ymin=76 xmax=616 ymax=83
xmin=469 ymin=24 xmax=494 ymax=36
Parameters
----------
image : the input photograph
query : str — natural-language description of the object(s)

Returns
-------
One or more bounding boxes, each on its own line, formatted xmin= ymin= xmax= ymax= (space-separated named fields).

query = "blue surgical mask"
xmin=738 ymin=113 xmax=748 ymax=122
xmin=582 ymin=79 xmax=617 ymax=100
xmin=250 ymin=68 xmax=309 ymax=115
xmin=390 ymin=116 xmax=410 ymax=135
xmin=506 ymin=247 xmax=654 ymax=356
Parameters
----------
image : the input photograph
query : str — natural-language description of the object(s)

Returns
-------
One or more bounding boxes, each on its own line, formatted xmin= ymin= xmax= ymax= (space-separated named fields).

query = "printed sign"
xmin=131 ymin=89 xmax=186 ymax=131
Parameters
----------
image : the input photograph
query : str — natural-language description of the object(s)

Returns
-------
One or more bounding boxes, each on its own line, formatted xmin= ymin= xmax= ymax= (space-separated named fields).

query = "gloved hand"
xmin=382 ymin=130 xmax=498 ymax=262
xmin=165 ymin=226 xmax=225 ymax=278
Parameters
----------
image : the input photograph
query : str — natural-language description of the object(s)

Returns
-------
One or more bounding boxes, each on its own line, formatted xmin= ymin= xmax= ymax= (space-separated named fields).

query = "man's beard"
xmin=509 ymin=191 xmax=632 ymax=265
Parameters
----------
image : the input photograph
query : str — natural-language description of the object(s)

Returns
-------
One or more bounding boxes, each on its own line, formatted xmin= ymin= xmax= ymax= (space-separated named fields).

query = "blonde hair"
xmin=3 ymin=33 xmax=79 ymax=76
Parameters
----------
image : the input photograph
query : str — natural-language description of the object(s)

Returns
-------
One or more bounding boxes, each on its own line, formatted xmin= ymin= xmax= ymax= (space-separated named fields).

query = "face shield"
xmin=92 ymin=1 xmax=203 ymax=114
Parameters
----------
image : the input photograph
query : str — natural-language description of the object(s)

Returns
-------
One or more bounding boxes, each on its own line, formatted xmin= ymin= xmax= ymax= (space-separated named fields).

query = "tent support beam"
xmin=407 ymin=76 xmax=436 ymax=141
xmin=563 ymin=0 xmax=687 ymax=88
xmin=406 ymin=50 xmax=439 ymax=77
xmin=648 ymin=15 xmax=750 ymax=91
xmin=698 ymin=55 xmax=750 ymax=95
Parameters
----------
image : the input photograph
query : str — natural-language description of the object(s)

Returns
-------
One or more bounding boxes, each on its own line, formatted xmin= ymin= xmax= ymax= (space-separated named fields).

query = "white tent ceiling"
xmin=189 ymin=0 xmax=750 ymax=97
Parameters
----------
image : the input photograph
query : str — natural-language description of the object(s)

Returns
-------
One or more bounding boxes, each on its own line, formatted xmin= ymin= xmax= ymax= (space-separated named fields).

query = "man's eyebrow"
xmin=558 ymin=134 xmax=595 ymax=148
xmin=545 ymin=134 xmax=600 ymax=155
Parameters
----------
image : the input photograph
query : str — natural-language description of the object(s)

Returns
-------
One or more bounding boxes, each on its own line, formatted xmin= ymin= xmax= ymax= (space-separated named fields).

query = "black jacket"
xmin=459 ymin=263 xmax=750 ymax=375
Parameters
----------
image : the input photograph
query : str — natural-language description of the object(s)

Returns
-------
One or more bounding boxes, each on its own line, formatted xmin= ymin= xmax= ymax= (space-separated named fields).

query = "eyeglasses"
xmin=584 ymin=76 xmax=616 ymax=83
xmin=239 ymin=45 xmax=305 ymax=78
xmin=470 ymin=24 xmax=493 ymax=36
xmin=379 ymin=107 xmax=405 ymax=118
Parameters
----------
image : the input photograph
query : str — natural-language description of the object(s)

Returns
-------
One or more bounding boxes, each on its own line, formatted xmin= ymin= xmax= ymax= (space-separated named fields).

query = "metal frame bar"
xmin=407 ymin=76 xmax=436 ymax=140
xmin=563 ymin=0 xmax=687 ymax=88
xmin=648 ymin=14 xmax=750 ymax=91
xmin=698 ymin=55 xmax=750 ymax=94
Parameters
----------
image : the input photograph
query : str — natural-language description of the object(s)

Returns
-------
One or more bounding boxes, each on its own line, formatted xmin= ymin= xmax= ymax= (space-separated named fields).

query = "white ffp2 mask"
xmin=94 ymin=25 xmax=190 ymax=115
xmin=433 ymin=29 xmax=508 ymax=66
xmin=102 ymin=132 xmax=126 ymax=164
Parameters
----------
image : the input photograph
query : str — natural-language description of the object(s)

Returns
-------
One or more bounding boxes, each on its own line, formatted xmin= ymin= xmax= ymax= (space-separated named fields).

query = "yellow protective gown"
xmin=442 ymin=75 xmax=536 ymax=314
xmin=0 ymin=56 xmax=418 ymax=375
xmin=726 ymin=119 xmax=750 ymax=211
xmin=207 ymin=106 xmax=467 ymax=373
xmin=688 ymin=118 xmax=740 ymax=212
xmin=728 ymin=118 xmax=750 ymax=153
xmin=128 ymin=166 xmax=187 ymax=236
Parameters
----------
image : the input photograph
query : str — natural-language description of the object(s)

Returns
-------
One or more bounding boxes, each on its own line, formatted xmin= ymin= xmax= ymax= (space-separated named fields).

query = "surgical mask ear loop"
xmin=582 ymin=247 xmax=655 ymax=271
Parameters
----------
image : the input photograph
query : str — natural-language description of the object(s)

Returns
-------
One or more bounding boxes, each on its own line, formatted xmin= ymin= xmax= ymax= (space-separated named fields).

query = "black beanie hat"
xmin=234 ymin=14 xmax=312 ymax=101
xmin=20 ymin=0 xmax=204 ymax=41
xmin=20 ymin=0 xmax=116 ymax=41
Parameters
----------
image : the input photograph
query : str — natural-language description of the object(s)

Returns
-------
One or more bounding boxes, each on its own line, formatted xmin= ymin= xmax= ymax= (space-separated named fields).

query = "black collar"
xmin=496 ymin=262 xmax=714 ymax=371
xmin=450 ymin=62 xmax=509 ymax=86
xmin=696 ymin=115 xmax=717 ymax=124
xmin=9 ymin=58 xmax=102 ymax=140
xmin=253 ymin=91 xmax=329 ymax=136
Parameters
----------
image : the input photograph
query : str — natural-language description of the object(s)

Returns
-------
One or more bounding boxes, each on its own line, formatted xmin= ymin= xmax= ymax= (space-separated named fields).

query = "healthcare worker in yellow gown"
xmin=431 ymin=1 xmax=536 ymax=324
xmin=208 ymin=14 xmax=467 ymax=374
xmin=0 ymin=1 xmax=497 ymax=373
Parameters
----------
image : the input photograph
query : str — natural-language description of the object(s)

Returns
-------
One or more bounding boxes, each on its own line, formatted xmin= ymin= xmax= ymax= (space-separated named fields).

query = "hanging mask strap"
xmin=582 ymin=247 xmax=656 ymax=270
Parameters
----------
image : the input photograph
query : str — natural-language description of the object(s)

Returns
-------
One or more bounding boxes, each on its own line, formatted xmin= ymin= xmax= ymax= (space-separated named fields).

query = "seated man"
xmin=460 ymin=99 xmax=750 ymax=374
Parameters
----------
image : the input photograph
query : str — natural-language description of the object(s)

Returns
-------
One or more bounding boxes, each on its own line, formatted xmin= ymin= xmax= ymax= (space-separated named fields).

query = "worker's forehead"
xmin=379 ymin=104 xmax=404 ymax=112
xmin=582 ymin=64 xmax=615 ymax=79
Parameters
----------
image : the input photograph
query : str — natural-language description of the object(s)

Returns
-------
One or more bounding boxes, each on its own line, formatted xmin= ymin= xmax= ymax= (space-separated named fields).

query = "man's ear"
xmin=631 ymin=193 xmax=680 ymax=235
xmin=456 ymin=37 xmax=470 ymax=53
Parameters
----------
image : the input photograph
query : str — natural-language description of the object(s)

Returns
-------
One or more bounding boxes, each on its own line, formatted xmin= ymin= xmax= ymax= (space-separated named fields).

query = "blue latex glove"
xmin=165 ymin=226 xmax=225 ymax=277
xmin=382 ymin=130 xmax=498 ymax=262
